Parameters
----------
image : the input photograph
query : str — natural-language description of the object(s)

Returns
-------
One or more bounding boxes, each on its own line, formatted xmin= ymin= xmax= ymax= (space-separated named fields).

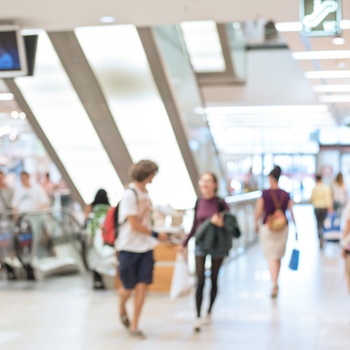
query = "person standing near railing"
xmin=0 ymin=170 xmax=14 ymax=215
xmin=11 ymin=171 xmax=50 ymax=261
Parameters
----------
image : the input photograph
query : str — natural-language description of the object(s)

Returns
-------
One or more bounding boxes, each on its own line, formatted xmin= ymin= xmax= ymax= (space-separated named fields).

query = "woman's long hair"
xmin=91 ymin=189 xmax=110 ymax=207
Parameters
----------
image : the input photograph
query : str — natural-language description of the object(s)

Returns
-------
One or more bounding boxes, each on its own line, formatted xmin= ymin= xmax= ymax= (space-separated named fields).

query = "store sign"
xmin=300 ymin=0 xmax=342 ymax=36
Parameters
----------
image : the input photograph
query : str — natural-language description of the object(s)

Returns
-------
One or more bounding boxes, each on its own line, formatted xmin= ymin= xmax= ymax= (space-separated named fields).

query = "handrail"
xmin=225 ymin=190 xmax=262 ymax=204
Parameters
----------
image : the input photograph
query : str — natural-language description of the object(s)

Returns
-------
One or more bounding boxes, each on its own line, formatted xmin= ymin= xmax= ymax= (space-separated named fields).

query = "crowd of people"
xmin=1 ymin=163 xmax=350 ymax=339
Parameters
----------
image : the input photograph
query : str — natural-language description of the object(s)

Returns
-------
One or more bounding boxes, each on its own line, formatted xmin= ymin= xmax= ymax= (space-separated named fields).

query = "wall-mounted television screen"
xmin=0 ymin=25 xmax=28 ymax=78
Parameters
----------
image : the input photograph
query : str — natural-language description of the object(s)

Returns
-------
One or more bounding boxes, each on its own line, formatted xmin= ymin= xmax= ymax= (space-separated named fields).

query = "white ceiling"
xmin=0 ymin=0 xmax=349 ymax=152
xmin=0 ymin=0 xmax=300 ymax=30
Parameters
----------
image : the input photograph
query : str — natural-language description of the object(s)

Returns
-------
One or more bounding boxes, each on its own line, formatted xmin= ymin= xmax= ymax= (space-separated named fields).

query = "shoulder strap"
xmin=218 ymin=197 xmax=226 ymax=212
xmin=127 ymin=187 xmax=138 ymax=202
xmin=270 ymin=190 xmax=285 ymax=210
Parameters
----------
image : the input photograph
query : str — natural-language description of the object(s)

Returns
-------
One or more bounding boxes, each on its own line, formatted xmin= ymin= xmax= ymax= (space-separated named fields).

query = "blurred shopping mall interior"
xmin=0 ymin=1 xmax=350 ymax=349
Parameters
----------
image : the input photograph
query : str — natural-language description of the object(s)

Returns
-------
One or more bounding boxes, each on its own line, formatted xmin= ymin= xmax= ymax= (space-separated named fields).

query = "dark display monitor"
xmin=0 ymin=25 xmax=28 ymax=78
xmin=23 ymin=35 xmax=38 ymax=76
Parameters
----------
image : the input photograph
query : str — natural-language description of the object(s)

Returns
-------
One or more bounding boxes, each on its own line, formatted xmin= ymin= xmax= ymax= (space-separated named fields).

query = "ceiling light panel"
xmin=180 ymin=21 xmax=226 ymax=72
xmin=305 ymin=70 xmax=350 ymax=79
xmin=293 ymin=51 xmax=350 ymax=60
xmin=319 ymin=95 xmax=350 ymax=103
xmin=313 ymin=85 xmax=350 ymax=92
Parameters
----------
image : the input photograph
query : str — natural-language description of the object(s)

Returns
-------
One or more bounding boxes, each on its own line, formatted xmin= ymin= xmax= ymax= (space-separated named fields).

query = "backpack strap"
xmin=118 ymin=187 xmax=138 ymax=225
xmin=270 ymin=190 xmax=285 ymax=210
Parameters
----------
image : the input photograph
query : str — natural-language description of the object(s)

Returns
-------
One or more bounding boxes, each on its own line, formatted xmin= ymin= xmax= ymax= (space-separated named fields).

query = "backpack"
xmin=102 ymin=187 xmax=138 ymax=247
xmin=266 ymin=190 xmax=288 ymax=232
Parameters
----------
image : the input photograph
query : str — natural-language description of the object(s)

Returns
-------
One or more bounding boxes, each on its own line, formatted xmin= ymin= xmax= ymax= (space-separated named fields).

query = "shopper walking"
xmin=0 ymin=170 xmax=14 ymax=215
xmin=310 ymin=174 xmax=333 ymax=249
xmin=85 ymin=188 xmax=111 ymax=290
xmin=116 ymin=160 xmax=167 ymax=339
xmin=341 ymin=201 xmax=350 ymax=293
xmin=255 ymin=165 xmax=295 ymax=298
xmin=180 ymin=172 xmax=240 ymax=332
xmin=331 ymin=172 xmax=347 ymax=215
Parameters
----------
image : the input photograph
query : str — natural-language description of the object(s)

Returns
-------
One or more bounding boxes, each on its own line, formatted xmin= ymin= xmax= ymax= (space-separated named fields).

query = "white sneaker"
xmin=193 ymin=317 xmax=201 ymax=332
xmin=203 ymin=313 xmax=212 ymax=325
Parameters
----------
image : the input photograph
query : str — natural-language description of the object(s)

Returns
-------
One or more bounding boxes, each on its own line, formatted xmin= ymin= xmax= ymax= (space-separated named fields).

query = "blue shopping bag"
xmin=289 ymin=249 xmax=300 ymax=271
xmin=289 ymin=232 xmax=299 ymax=271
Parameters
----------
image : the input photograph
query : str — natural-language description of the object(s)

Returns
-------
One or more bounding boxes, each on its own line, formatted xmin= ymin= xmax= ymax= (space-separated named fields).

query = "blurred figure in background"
xmin=331 ymin=172 xmax=347 ymax=216
xmin=243 ymin=166 xmax=258 ymax=193
xmin=84 ymin=188 xmax=111 ymax=290
xmin=341 ymin=201 xmax=350 ymax=293
xmin=310 ymin=174 xmax=333 ymax=249
xmin=41 ymin=172 xmax=56 ymax=206
xmin=11 ymin=171 xmax=50 ymax=262
xmin=0 ymin=170 xmax=14 ymax=214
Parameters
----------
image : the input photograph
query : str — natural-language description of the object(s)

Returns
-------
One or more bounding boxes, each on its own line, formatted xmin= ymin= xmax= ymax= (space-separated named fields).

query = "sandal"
xmin=129 ymin=329 xmax=146 ymax=339
xmin=120 ymin=313 xmax=130 ymax=329
xmin=271 ymin=286 xmax=278 ymax=298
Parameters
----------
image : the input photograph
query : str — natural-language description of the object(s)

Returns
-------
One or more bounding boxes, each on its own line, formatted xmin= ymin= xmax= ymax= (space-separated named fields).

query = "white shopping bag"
xmin=169 ymin=253 xmax=192 ymax=300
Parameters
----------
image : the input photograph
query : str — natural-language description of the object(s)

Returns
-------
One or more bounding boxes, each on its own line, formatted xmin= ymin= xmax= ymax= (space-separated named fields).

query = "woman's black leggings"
xmin=195 ymin=255 xmax=224 ymax=318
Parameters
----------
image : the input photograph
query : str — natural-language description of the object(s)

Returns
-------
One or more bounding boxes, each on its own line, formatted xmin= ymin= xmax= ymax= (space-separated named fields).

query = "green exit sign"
xmin=300 ymin=0 xmax=342 ymax=36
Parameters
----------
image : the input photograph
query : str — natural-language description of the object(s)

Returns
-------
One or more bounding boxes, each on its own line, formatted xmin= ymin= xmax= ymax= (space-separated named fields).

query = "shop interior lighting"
xmin=313 ymin=85 xmax=350 ymax=92
xmin=0 ymin=93 xmax=14 ymax=101
xmin=293 ymin=50 xmax=350 ymax=60
xmin=195 ymin=105 xmax=329 ymax=115
xmin=276 ymin=20 xmax=350 ymax=32
xmin=332 ymin=37 xmax=346 ymax=45
xmin=99 ymin=16 xmax=116 ymax=24
xmin=305 ymin=70 xmax=350 ymax=79
xmin=319 ymin=95 xmax=350 ymax=103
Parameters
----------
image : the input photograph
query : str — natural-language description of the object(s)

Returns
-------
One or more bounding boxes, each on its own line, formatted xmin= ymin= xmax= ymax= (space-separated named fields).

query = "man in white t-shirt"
xmin=12 ymin=171 xmax=50 ymax=261
xmin=117 ymin=160 xmax=167 ymax=339
xmin=12 ymin=171 xmax=49 ymax=214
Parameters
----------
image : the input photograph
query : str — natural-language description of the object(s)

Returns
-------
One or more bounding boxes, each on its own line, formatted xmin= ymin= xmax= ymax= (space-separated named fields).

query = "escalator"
xmin=0 ymin=207 xmax=88 ymax=282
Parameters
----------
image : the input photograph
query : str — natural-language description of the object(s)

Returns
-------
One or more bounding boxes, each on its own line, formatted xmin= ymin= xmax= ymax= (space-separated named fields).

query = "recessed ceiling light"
xmin=199 ymin=105 xmax=329 ymax=115
xmin=11 ymin=111 xmax=19 ymax=119
xmin=100 ymin=16 xmax=116 ymax=24
xmin=276 ymin=20 xmax=350 ymax=32
xmin=305 ymin=70 xmax=350 ymax=79
xmin=0 ymin=93 xmax=14 ymax=101
xmin=313 ymin=85 xmax=350 ymax=93
xmin=319 ymin=95 xmax=350 ymax=103
xmin=332 ymin=37 xmax=346 ymax=45
xmin=293 ymin=50 xmax=350 ymax=60
xmin=337 ymin=61 xmax=348 ymax=69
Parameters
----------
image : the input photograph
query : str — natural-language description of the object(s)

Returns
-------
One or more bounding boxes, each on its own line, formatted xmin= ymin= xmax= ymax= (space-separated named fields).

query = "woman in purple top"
xmin=181 ymin=172 xmax=229 ymax=333
xmin=255 ymin=166 xmax=295 ymax=298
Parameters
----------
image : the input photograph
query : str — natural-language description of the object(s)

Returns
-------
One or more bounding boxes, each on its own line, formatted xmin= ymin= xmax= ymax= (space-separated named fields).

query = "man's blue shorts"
xmin=118 ymin=250 xmax=154 ymax=290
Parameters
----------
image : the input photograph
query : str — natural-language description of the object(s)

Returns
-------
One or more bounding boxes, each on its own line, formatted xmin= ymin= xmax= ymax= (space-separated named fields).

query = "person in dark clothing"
xmin=180 ymin=172 xmax=230 ymax=333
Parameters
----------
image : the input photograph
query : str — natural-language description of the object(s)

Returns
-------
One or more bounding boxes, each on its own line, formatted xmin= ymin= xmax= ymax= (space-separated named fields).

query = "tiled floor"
xmin=1 ymin=205 xmax=349 ymax=350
